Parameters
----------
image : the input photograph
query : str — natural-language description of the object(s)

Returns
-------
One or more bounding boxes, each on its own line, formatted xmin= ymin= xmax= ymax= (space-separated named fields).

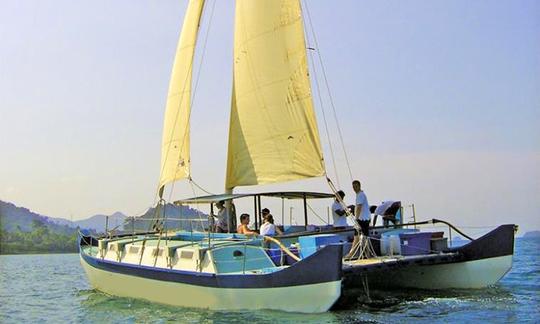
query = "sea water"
xmin=1 ymin=238 xmax=538 ymax=323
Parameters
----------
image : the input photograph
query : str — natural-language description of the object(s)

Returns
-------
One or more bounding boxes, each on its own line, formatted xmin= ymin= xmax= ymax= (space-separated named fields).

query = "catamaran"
xmin=79 ymin=0 xmax=517 ymax=313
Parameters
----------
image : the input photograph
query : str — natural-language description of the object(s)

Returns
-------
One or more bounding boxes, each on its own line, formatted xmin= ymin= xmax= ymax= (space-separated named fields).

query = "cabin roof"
xmin=174 ymin=191 xmax=335 ymax=205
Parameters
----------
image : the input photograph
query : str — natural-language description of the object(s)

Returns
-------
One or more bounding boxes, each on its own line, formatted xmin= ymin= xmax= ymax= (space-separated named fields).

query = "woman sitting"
xmin=237 ymin=213 xmax=257 ymax=236
xmin=259 ymin=214 xmax=283 ymax=236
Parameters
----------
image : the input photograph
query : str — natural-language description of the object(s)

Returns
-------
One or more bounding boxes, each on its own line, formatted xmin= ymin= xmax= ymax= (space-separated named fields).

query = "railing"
xmin=277 ymin=218 xmax=476 ymax=242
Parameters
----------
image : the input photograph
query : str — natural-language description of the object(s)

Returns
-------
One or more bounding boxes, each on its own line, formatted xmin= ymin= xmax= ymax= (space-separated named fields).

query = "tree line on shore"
xmin=0 ymin=219 xmax=78 ymax=254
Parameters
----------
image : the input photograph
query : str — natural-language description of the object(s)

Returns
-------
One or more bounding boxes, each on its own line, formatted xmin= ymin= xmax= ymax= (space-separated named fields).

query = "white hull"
xmin=80 ymin=256 xmax=341 ymax=313
xmin=372 ymin=255 xmax=513 ymax=289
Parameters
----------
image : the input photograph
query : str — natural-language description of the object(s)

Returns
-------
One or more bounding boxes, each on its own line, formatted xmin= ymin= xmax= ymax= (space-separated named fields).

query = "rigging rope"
xmin=191 ymin=0 xmax=217 ymax=108
xmin=188 ymin=179 xmax=209 ymax=232
xmin=301 ymin=1 xmax=340 ymax=188
xmin=104 ymin=204 xmax=157 ymax=236
xmin=302 ymin=1 xmax=354 ymax=182
xmin=190 ymin=177 xmax=214 ymax=195
xmin=306 ymin=202 xmax=329 ymax=225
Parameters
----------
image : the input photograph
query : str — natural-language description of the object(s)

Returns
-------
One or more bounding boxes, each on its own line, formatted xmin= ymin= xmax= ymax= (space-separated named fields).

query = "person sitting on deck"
xmin=237 ymin=213 xmax=257 ymax=236
xmin=213 ymin=200 xmax=229 ymax=233
xmin=259 ymin=213 xmax=283 ymax=236
xmin=331 ymin=190 xmax=348 ymax=229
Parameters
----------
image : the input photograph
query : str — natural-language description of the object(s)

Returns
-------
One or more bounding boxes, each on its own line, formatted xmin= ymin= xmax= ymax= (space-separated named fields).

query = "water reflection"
xmin=337 ymin=285 xmax=516 ymax=309
xmin=78 ymin=289 xmax=342 ymax=323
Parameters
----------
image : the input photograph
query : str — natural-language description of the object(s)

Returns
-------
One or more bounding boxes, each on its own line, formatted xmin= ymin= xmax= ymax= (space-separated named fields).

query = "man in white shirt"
xmin=345 ymin=180 xmax=370 ymax=259
xmin=331 ymin=190 xmax=348 ymax=228
xmin=353 ymin=180 xmax=371 ymax=236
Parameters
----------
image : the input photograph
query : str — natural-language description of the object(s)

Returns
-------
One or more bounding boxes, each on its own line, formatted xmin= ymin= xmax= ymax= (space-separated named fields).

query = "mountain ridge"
xmin=0 ymin=200 xmax=207 ymax=234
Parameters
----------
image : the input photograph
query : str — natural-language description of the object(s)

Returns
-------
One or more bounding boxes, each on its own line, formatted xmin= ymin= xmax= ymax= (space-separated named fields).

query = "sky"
xmin=1 ymin=0 xmax=539 ymax=235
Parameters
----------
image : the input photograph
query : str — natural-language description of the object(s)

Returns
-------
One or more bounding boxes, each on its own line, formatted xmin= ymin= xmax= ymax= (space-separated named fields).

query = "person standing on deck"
xmin=214 ymin=201 xmax=229 ymax=233
xmin=331 ymin=190 xmax=348 ymax=229
xmin=353 ymin=180 xmax=371 ymax=236
xmin=345 ymin=180 xmax=371 ymax=259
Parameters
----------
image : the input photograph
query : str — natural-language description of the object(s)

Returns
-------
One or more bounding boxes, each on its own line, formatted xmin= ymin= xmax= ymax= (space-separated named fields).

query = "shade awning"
xmin=258 ymin=191 xmax=335 ymax=199
xmin=174 ymin=193 xmax=252 ymax=205
xmin=174 ymin=191 xmax=335 ymax=205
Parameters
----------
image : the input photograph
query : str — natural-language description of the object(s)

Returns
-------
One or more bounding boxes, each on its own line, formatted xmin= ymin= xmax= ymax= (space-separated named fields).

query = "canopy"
xmin=175 ymin=191 xmax=335 ymax=205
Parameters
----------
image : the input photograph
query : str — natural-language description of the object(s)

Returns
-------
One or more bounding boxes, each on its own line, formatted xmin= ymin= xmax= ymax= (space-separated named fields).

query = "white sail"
xmin=225 ymin=0 xmax=325 ymax=190
xmin=159 ymin=0 xmax=205 ymax=196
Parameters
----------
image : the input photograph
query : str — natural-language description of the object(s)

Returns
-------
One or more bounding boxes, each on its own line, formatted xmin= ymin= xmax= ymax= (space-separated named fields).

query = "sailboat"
xmin=79 ymin=0 xmax=343 ymax=313
xmin=79 ymin=0 xmax=518 ymax=312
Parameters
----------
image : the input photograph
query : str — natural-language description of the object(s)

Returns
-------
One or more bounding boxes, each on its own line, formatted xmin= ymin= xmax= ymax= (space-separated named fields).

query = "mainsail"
xmin=226 ymin=0 xmax=325 ymax=190
xmin=159 ymin=0 xmax=205 ymax=196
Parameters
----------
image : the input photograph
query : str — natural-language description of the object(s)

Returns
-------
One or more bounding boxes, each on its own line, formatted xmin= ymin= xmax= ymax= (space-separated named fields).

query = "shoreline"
xmin=0 ymin=251 xmax=78 ymax=256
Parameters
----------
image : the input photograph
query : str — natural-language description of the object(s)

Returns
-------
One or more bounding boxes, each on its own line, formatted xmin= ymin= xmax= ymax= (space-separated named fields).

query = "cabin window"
xmin=129 ymin=246 xmax=140 ymax=254
xmin=233 ymin=250 xmax=244 ymax=258
xmin=180 ymin=250 xmax=194 ymax=259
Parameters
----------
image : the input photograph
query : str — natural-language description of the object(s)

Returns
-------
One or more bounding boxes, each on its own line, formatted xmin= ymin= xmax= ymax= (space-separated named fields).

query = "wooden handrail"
xmin=263 ymin=236 xmax=300 ymax=262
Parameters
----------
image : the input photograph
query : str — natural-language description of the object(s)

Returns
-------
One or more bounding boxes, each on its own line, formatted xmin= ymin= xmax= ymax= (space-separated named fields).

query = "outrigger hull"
xmin=344 ymin=254 xmax=513 ymax=290
xmin=79 ymin=243 xmax=343 ymax=313
xmin=343 ymin=224 xmax=516 ymax=290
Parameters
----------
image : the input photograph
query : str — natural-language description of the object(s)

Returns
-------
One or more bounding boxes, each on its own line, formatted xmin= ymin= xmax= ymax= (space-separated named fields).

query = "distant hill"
xmin=0 ymin=201 xmax=76 ymax=235
xmin=66 ymin=204 xmax=208 ymax=233
xmin=0 ymin=200 xmax=122 ymax=234
xmin=0 ymin=200 xmax=208 ymax=234
xmin=127 ymin=203 xmax=208 ymax=232
xmin=523 ymin=231 xmax=540 ymax=238
xmin=0 ymin=200 xmax=208 ymax=254
xmin=0 ymin=201 xmax=79 ymax=254
xmin=73 ymin=212 xmax=127 ymax=233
